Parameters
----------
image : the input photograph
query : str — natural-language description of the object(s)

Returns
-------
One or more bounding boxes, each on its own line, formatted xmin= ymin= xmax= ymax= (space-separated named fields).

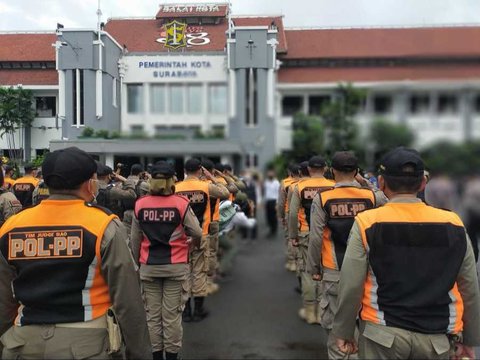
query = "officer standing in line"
xmin=0 ymin=147 xmax=151 ymax=359
xmin=202 ymin=159 xmax=232 ymax=295
xmin=131 ymin=161 xmax=202 ymax=360
xmin=96 ymin=163 xmax=137 ymax=220
xmin=12 ymin=163 xmax=39 ymax=207
xmin=122 ymin=163 xmax=151 ymax=238
xmin=332 ymin=147 xmax=480 ymax=359
xmin=277 ymin=164 xmax=301 ymax=272
xmin=3 ymin=165 xmax=15 ymax=190
xmin=223 ymin=164 xmax=246 ymax=194
xmin=175 ymin=158 xmax=229 ymax=322
xmin=306 ymin=151 xmax=386 ymax=359
xmin=0 ymin=169 xmax=22 ymax=226
xmin=288 ymin=156 xmax=335 ymax=324
xmin=32 ymin=171 xmax=50 ymax=205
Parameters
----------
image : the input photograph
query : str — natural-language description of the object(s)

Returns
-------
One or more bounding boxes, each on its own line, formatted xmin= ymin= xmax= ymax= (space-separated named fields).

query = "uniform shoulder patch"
xmin=85 ymin=202 xmax=114 ymax=215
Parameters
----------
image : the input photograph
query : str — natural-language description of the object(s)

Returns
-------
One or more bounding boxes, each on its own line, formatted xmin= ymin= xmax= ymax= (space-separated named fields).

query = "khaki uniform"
xmin=0 ymin=190 xmax=22 ymax=226
xmin=332 ymin=198 xmax=480 ymax=359
xmin=277 ymin=177 xmax=299 ymax=271
xmin=0 ymin=195 xmax=152 ymax=360
xmin=176 ymin=177 xmax=229 ymax=298
xmin=131 ymin=203 xmax=202 ymax=354
xmin=307 ymin=181 xmax=386 ymax=359
xmin=97 ymin=179 xmax=137 ymax=220
xmin=122 ymin=175 xmax=150 ymax=239
xmin=288 ymin=176 xmax=335 ymax=322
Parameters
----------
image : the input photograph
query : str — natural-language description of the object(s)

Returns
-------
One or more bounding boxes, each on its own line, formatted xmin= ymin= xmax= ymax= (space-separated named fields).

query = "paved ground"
xmin=182 ymin=229 xmax=328 ymax=359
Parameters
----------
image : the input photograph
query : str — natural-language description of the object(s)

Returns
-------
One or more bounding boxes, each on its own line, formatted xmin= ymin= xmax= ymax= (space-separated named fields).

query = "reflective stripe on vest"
xmin=356 ymin=202 xmax=466 ymax=334
xmin=135 ymin=195 xmax=190 ymax=265
xmin=297 ymin=178 xmax=335 ymax=232
xmin=175 ymin=179 xmax=211 ymax=236
xmin=319 ymin=186 xmax=375 ymax=270
xmin=0 ymin=199 xmax=115 ymax=325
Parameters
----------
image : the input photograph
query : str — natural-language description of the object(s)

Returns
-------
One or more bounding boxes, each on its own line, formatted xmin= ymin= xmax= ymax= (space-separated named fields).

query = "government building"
xmin=1 ymin=3 xmax=480 ymax=173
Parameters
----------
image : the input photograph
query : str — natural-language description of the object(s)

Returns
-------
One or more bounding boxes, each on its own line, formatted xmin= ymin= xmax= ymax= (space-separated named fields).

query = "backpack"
xmin=96 ymin=184 xmax=125 ymax=219
xmin=121 ymin=180 xmax=146 ymax=211
xmin=219 ymin=200 xmax=237 ymax=232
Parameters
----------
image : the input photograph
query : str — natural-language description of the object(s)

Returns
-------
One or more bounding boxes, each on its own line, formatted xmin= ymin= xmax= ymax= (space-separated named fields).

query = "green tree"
xmin=0 ymin=87 xmax=35 ymax=164
xmin=321 ymin=83 xmax=366 ymax=155
xmin=369 ymin=118 xmax=415 ymax=163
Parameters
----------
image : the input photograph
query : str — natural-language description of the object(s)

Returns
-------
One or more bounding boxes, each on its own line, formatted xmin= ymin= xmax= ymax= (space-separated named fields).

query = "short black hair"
xmin=130 ymin=163 xmax=144 ymax=176
xmin=383 ymin=165 xmax=424 ymax=193
xmin=202 ymin=159 xmax=215 ymax=172
xmin=224 ymin=164 xmax=232 ymax=172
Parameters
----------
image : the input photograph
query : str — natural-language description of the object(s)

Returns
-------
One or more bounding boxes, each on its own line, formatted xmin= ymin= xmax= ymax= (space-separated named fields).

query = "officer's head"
xmin=224 ymin=164 xmax=233 ymax=175
xmin=307 ymin=156 xmax=326 ymax=176
xmin=24 ymin=163 xmax=38 ymax=177
xmin=331 ymin=151 xmax=359 ymax=180
xmin=4 ymin=165 xmax=14 ymax=177
xmin=96 ymin=162 xmax=113 ymax=182
xmin=42 ymin=147 xmax=98 ymax=202
xmin=130 ymin=163 xmax=144 ymax=176
xmin=149 ymin=161 xmax=176 ymax=196
xmin=184 ymin=158 xmax=202 ymax=177
xmin=215 ymin=162 xmax=225 ymax=174
xmin=378 ymin=147 xmax=426 ymax=197
xmin=202 ymin=159 xmax=215 ymax=172
xmin=299 ymin=161 xmax=310 ymax=177
xmin=287 ymin=163 xmax=301 ymax=178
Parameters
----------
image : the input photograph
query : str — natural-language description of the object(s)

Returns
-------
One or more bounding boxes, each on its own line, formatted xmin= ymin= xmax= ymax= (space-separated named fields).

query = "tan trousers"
xmin=142 ymin=275 xmax=189 ymax=354
xmin=189 ymin=235 xmax=209 ymax=297
xmin=122 ymin=209 xmax=134 ymax=240
xmin=207 ymin=222 xmax=220 ymax=276
xmin=359 ymin=321 xmax=452 ymax=360
xmin=297 ymin=234 xmax=319 ymax=304
xmin=1 ymin=324 xmax=110 ymax=359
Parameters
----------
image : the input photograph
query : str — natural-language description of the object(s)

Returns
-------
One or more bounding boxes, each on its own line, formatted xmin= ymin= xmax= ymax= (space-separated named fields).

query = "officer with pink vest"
xmin=131 ymin=161 xmax=202 ymax=360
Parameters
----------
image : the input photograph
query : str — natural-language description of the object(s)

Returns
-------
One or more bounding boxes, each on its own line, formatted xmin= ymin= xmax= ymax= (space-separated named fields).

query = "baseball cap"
xmin=151 ymin=161 xmax=175 ymax=178
xmin=130 ymin=163 xmax=144 ymax=175
xmin=308 ymin=155 xmax=326 ymax=168
xmin=378 ymin=147 xmax=425 ymax=177
xmin=42 ymin=147 xmax=97 ymax=188
xmin=331 ymin=151 xmax=359 ymax=172
xmin=215 ymin=163 xmax=225 ymax=172
xmin=185 ymin=158 xmax=202 ymax=172
xmin=96 ymin=162 xmax=113 ymax=177
xmin=24 ymin=163 xmax=38 ymax=172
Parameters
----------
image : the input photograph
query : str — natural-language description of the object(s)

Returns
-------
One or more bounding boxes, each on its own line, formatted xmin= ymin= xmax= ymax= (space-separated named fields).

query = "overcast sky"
xmin=0 ymin=0 xmax=479 ymax=31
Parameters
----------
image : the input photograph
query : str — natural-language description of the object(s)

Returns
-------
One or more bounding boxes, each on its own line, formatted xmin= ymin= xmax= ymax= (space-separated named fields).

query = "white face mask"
xmin=89 ymin=179 xmax=99 ymax=202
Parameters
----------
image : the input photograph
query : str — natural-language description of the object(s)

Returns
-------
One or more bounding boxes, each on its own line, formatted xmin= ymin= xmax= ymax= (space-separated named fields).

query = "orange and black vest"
xmin=4 ymin=177 xmax=15 ymax=190
xmin=175 ymin=178 xmax=211 ymax=236
xmin=13 ymin=176 xmax=40 ymax=207
xmin=357 ymin=201 xmax=466 ymax=334
xmin=0 ymin=199 xmax=114 ymax=325
xmin=135 ymin=195 xmax=190 ymax=265
xmin=283 ymin=177 xmax=298 ymax=215
xmin=319 ymin=186 xmax=375 ymax=270
xmin=33 ymin=181 xmax=50 ymax=205
xmin=297 ymin=177 xmax=335 ymax=232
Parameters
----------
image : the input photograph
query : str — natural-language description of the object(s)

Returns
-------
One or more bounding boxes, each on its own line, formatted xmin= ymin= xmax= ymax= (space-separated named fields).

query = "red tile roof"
xmin=0 ymin=33 xmax=56 ymax=62
xmin=282 ymin=27 xmax=480 ymax=60
xmin=105 ymin=16 xmax=286 ymax=53
xmin=278 ymin=65 xmax=480 ymax=83
xmin=156 ymin=4 xmax=228 ymax=19
xmin=0 ymin=69 xmax=58 ymax=86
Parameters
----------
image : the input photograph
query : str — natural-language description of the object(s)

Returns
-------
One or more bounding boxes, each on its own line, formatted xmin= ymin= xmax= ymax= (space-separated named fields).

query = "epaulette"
xmin=85 ymin=201 xmax=114 ymax=215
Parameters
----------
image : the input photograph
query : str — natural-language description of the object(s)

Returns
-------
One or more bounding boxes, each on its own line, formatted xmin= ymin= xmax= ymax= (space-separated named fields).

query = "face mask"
xmin=89 ymin=179 xmax=99 ymax=202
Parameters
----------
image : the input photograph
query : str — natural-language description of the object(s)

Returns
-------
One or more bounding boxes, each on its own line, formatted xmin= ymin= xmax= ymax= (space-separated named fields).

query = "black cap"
xmin=379 ymin=147 xmax=425 ymax=177
xmin=332 ymin=151 xmax=358 ymax=172
xmin=42 ymin=147 xmax=97 ymax=188
xmin=202 ymin=159 xmax=215 ymax=172
xmin=96 ymin=162 xmax=113 ymax=177
xmin=224 ymin=164 xmax=232 ymax=172
xmin=308 ymin=155 xmax=326 ymax=168
xmin=288 ymin=163 xmax=300 ymax=175
xmin=185 ymin=158 xmax=202 ymax=172
xmin=130 ymin=163 xmax=144 ymax=175
xmin=215 ymin=163 xmax=225 ymax=172
xmin=24 ymin=163 xmax=38 ymax=172
xmin=151 ymin=161 xmax=175 ymax=178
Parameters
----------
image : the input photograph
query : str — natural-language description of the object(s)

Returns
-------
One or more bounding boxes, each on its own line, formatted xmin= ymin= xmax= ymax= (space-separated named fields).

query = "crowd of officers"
xmin=0 ymin=148 xmax=250 ymax=360
xmin=0 ymin=146 xmax=480 ymax=359
xmin=277 ymin=149 xmax=480 ymax=359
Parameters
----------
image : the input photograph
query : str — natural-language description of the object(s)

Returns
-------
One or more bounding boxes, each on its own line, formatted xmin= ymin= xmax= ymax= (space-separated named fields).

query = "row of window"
xmin=130 ymin=124 xmax=225 ymax=137
xmin=282 ymin=93 xmax=480 ymax=117
xmin=127 ymin=83 xmax=227 ymax=115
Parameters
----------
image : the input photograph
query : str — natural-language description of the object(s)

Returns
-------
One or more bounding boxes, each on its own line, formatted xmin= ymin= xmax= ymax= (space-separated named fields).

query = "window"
xmin=373 ymin=95 xmax=392 ymax=115
xmin=151 ymin=85 xmax=166 ymax=113
xmin=245 ymin=69 xmax=258 ymax=126
xmin=154 ymin=125 xmax=167 ymax=136
xmin=245 ymin=153 xmax=258 ymax=168
xmin=72 ymin=69 xmax=84 ymax=126
xmin=130 ymin=125 xmax=144 ymax=136
xmin=309 ymin=95 xmax=330 ymax=116
xmin=35 ymin=97 xmax=56 ymax=117
xmin=112 ymin=78 xmax=117 ymax=108
xmin=437 ymin=94 xmax=458 ymax=114
xmin=188 ymin=85 xmax=203 ymax=114
xmin=127 ymin=84 xmax=143 ymax=114
xmin=410 ymin=94 xmax=430 ymax=114
xmin=282 ymin=96 xmax=303 ymax=116
xmin=170 ymin=85 xmax=184 ymax=114
xmin=208 ymin=84 xmax=227 ymax=114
